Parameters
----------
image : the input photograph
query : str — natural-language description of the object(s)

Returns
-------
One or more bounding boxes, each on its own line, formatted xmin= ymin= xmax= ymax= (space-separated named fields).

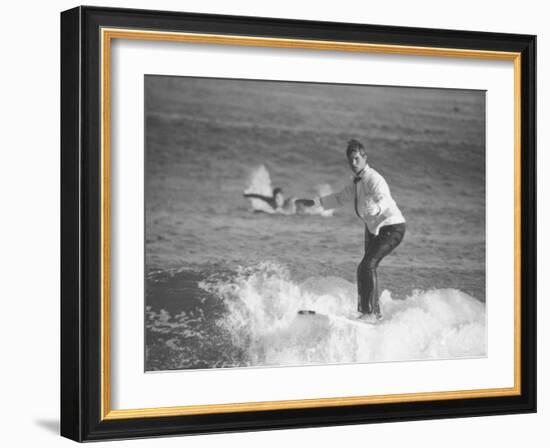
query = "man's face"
xmin=347 ymin=150 xmax=367 ymax=174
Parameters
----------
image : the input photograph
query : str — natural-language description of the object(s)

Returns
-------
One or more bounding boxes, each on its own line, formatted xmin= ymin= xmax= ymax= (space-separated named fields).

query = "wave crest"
xmin=199 ymin=262 xmax=487 ymax=367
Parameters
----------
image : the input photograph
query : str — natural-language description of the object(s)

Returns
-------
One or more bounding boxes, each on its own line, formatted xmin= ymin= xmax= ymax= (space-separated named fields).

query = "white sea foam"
xmin=302 ymin=183 xmax=335 ymax=217
xmin=199 ymin=262 xmax=487 ymax=367
xmin=243 ymin=165 xmax=276 ymax=213
xmin=316 ymin=183 xmax=333 ymax=198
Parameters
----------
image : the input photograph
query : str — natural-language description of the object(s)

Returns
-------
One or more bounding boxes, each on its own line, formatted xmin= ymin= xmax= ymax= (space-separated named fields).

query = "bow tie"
xmin=353 ymin=169 xmax=365 ymax=183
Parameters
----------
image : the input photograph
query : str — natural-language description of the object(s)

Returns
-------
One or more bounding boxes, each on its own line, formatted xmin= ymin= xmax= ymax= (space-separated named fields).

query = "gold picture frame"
xmin=61 ymin=6 xmax=536 ymax=442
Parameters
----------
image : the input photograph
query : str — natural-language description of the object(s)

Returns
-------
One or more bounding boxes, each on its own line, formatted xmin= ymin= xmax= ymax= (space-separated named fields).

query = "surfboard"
xmin=297 ymin=309 xmax=378 ymax=327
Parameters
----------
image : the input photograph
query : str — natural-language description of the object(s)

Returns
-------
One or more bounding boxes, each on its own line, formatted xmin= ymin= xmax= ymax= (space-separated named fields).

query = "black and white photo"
xmin=144 ymin=76 xmax=487 ymax=371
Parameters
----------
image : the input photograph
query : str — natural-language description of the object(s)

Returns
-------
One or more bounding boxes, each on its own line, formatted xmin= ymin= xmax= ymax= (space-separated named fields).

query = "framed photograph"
xmin=60 ymin=6 xmax=536 ymax=442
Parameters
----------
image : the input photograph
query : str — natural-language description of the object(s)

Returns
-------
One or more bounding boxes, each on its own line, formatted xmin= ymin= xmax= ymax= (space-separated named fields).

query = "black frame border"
xmin=61 ymin=6 xmax=536 ymax=442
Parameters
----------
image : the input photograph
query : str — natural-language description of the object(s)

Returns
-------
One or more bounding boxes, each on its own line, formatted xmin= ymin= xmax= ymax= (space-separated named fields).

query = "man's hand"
xmin=295 ymin=198 xmax=315 ymax=207
xmin=365 ymin=201 xmax=380 ymax=215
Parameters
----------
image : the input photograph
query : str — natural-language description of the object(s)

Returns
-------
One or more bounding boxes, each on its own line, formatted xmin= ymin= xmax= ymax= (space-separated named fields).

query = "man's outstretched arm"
xmin=319 ymin=183 xmax=355 ymax=209
xmin=296 ymin=183 xmax=354 ymax=209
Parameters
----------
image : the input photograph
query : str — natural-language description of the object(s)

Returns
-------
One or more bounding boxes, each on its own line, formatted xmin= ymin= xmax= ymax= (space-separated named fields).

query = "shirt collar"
xmin=352 ymin=164 xmax=370 ymax=182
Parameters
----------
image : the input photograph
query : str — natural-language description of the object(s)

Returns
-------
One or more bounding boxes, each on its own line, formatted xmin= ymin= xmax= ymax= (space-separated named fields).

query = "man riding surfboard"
xmin=296 ymin=139 xmax=406 ymax=320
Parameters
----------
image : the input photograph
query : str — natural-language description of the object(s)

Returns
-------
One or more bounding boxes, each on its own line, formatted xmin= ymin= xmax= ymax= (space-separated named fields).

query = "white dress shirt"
xmin=316 ymin=164 xmax=405 ymax=235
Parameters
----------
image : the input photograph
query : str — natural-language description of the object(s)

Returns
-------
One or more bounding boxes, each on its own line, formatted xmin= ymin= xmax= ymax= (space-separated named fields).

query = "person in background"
xmin=244 ymin=187 xmax=296 ymax=214
xmin=296 ymin=139 xmax=406 ymax=320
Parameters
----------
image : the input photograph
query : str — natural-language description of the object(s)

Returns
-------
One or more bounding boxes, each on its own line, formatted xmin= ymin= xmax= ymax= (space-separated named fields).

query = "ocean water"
xmin=144 ymin=76 xmax=486 ymax=371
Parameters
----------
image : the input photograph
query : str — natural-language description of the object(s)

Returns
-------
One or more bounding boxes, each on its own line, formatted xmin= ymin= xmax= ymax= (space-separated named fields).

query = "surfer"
xmin=243 ymin=187 xmax=296 ymax=214
xmin=296 ymin=139 xmax=406 ymax=320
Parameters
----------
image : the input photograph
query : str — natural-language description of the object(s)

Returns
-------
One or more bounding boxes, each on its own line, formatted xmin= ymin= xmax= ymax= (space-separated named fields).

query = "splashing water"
xmin=200 ymin=262 xmax=486 ymax=368
xmin=316 ymin=183 xmax=333 ymax=198
xmin=301 ymin=183 xmax=335 ymax=217
xmin=244 ymin=165 xmax=273 ymax=197
xmin=243 ymin=165 xmax=276 ymax=213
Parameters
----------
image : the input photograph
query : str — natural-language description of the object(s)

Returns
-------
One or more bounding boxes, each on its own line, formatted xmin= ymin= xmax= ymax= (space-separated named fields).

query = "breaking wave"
xmin=199 ymin=262 xmax=487 ymax=367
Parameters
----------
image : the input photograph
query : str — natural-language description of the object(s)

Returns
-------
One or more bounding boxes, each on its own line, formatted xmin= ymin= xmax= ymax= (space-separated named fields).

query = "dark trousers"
xmin=357 ymin=223 xmax=406 ymax=315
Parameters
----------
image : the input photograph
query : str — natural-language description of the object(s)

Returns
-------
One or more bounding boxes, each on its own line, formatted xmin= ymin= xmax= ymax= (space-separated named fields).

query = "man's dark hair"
xmin=346 ymin=139 xmax=367 ymax=159
xmin=273 ymin=187 xmax=283 ymax=196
